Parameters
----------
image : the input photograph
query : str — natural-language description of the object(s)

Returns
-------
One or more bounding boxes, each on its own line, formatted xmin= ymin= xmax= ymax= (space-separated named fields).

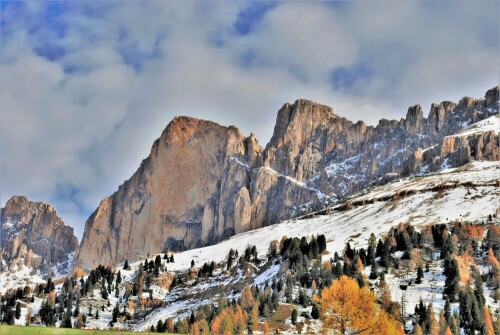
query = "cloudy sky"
xmin=0 ymin=1 xmax=498 ymax=238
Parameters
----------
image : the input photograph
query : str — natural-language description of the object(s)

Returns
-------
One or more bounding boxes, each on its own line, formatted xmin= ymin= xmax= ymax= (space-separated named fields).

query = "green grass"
xmin=0 ymin=325 xmax=175 ymax=335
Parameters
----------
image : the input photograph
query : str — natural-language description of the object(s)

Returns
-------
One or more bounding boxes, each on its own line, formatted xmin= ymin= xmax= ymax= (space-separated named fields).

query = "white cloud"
xmin=0 ymin=1 xmax=497 ymax=238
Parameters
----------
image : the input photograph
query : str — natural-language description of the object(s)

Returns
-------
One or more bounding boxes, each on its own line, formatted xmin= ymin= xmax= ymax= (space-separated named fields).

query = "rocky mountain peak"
xmin=74 ymin=86 xmax=499 ymax=270
xmin=405 ymin=104 xmax=424 ymax=134
xmin=1 ymin=196 xmax=78 ymax=275
xmin=269 ymin=99 xmax=335 ymax=147
xmin=485 ymin=86 xmax=499 ymax=109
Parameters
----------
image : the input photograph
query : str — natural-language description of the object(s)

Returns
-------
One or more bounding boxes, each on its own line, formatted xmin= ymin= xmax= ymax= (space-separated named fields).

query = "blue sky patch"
xmin=234 ymin=2 xmax=276 ymax=36
xmin=330 ymin=63 xmax=373 ymax=91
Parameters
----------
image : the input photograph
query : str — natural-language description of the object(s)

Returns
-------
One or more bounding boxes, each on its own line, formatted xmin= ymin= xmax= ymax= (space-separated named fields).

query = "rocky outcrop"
xmin=0 ymin=196 xmax=78 ymax=275
xmin=74 ymin=86 xmax=499 ymax=270
xmin=74 ymin=117 xmax=323 ymax=269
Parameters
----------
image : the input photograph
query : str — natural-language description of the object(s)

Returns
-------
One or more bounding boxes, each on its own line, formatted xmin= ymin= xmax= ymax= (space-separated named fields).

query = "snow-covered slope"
xmin=141 ymin=160 xmax=499 ymax=275
xmin=452 ymin=114 xmax=499 ymax=138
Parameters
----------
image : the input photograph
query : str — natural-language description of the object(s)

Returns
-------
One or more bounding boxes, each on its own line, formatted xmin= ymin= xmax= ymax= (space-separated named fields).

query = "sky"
xmin=0 ymin=1 xmax=498 ymax=239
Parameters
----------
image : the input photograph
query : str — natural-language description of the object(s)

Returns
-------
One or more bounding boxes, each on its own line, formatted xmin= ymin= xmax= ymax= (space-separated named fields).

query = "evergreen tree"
xmin=416 ymin=265 xmax=424 ymax=284
xmin=191 ymin=259 xmax=195 ymax=268
xmin=311 ymin=302 xmax=320 ymax=319
xmin=155 ymin=255 xmax=162 ymax=268
xmin=444 ymin=254 xmax=460 ymax=301
xmin=473 ymin=273 xmax=485 ymax=308
xmin=369 ymin=262 xmax=378 ymax=280
xmin=15 ymin=302 xmax=21 ymax=319
xmin=459 ymin=287 xmax=484 ymax=334
xmin=317 ymin=234 xmax=327 ymax=253
xmin=112 ymin=305 xmax=119 ymax=323
xmin=189 ymin=311 xmax=195 ymax=324
xmin=73 ymin=299 xmax=80 ymax=317
xmin=298 ymin=289 xmax=308 ymax=307
xmin=157 ymin=319 xmax=164 ymax=332
xmin=291 ymin=309 xmax=298 ymax=324
xmin=170 ymin=254 xmax=174 ymax=263
xmin=444 ymin=298 xmax=451 ymax=325
xmin=123 ymin=260 xmax=130 ymax=270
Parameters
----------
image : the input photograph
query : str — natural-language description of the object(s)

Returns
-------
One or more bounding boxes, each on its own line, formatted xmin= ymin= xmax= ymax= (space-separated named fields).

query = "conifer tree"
xmin=15 ymin=302 xmax=21 ymax=319
xmin=444 ymin=254 xmax=460 ymax=301
xmin=291 ymin=309 xmax=298 ymax=324
xmin=369 ymin=261 xmax=378 ymax=280
xmin=416 ymin=265 xmax=424 ymax=284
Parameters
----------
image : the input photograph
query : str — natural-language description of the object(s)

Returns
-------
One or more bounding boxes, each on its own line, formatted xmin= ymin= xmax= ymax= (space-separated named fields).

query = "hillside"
xmin=1 ymin=160 xmax=498 ymax=334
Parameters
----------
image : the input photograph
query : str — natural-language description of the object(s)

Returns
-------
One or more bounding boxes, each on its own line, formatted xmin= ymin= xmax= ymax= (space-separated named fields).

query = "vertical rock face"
xmin=74 ymin=86 xmax=499 ymax=269
xmin=0 ymin=196 xmax=78 ymax=274
xmin=74 ymin=117 xmax=307 ymax=268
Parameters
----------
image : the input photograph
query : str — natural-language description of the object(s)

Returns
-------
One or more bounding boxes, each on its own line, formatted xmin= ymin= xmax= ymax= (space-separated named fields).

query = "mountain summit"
xmin=74 ymin=86 xmax=499 ymax=270
xmin=0 ymin=196 xmax=78 ymax=275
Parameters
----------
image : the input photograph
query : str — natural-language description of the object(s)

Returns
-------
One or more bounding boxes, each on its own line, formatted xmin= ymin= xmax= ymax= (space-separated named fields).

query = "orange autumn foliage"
xmin=484 ymin=306 xmax=495 ymax=335
xmin=488 ymin=247 xmax=500 ymax=269
xmin=413 ymin=324 xmax=424 ymax=335
xmin=319 ymin=275 xmax=403 ymax=335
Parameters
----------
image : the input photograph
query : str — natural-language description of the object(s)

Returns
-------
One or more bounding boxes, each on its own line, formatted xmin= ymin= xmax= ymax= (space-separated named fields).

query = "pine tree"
xmin=291 ymin=308 xmax=298 ymax=324
xmin=444 ymin=254 xmax=460 ymax=301
xmin=15 ymin=302 xmax=21 ymax=319
xmin=416 ymin=265 xmax=424 ymax=284
xmin=191 ymin=259 xmax=195 ymax=268
xmin=317 ymin=234 xmax=327 ymax=253
xmin=170 ymin=254 xmax=174 ymax=263
xmin=459 ymin=287 xmax=483 ymax=334
xmin=474 ymin=273 xmax=485 ymax=308
xmin=369 ymin=262 xmax=378 ymax=280
xmin=311 ymin=302 xmax=320 ymax=319
xmin=73 ymin=299 xmax=80 ymax=317
xmin=123 ymin=260 xmax=130 ymax=270
xmin=298 ymin=289 xmax=308 ymax=307
xmin=189 ymin=311 xmax=195 ymax=324
xmin=444 ymin=298 xmax=451 ymax=325
xmin=157 ymin=319 xmax=164 ymax=333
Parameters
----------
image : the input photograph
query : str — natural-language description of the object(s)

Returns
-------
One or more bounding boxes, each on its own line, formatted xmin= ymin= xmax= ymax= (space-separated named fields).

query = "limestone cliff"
xmin=0 ymin=196 xmax=78 ymax=275
xmin=74 ymin=117 xmax=323 ymax=269
xmin=74 ymin=86 xmax=499 ymax=269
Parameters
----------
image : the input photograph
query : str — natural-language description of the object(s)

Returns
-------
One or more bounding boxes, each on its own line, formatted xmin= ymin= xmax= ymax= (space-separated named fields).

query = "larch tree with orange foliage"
xmin=319 ymin=275 xmax=404 ymax=334
xmin=413 ymin=324 xmax=423 ymax=335
xmin=484 ymin=306 xmax=495 ymax=335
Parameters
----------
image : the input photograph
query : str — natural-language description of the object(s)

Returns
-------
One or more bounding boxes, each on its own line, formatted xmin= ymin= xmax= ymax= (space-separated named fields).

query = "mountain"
xmin=74 ymin=86 xmax=499 ymax=270
xmin=0 ymin=196 xmax=79 ymax=276
xmin=6 ymin=160 xmax=497 ymax=331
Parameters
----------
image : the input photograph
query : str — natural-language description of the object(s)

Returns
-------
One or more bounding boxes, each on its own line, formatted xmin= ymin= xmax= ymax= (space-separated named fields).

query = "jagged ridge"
xmin=74 ymin=86 xmax=499 ymax=270
xmin=0 ymin=196 xmax=79 ymax=275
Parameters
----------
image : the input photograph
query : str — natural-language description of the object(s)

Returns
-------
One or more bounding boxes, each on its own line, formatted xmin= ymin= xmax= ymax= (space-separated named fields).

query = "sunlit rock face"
xmin=0 ymin=196 xmax=78 ymax=275
xmin=74 ymin=86 xmax=499 ymax=270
